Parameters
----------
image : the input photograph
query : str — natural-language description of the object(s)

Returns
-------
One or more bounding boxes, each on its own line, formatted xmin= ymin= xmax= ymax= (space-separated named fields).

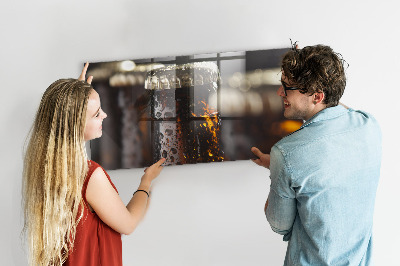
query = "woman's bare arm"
xmin=86 ymin=158 xmax=165 ymax=235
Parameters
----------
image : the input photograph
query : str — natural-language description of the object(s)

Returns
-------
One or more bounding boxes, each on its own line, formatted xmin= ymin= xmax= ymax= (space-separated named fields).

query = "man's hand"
xmin=251 ymin=147 xmax=271 ymax=169
xmin=78 ymin=62 xmax=93 ymax=84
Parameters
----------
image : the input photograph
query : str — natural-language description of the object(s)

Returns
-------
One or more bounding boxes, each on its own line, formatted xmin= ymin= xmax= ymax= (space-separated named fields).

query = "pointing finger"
xmin=156 ymin=158 xmax=166 ymax=166
xmin=251 ymin=147 xmax=264 ymax=158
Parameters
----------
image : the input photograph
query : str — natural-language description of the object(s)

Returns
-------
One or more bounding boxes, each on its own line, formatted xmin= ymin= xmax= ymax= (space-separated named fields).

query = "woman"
xmin=22 ymin=63 xmax=165 ymax=265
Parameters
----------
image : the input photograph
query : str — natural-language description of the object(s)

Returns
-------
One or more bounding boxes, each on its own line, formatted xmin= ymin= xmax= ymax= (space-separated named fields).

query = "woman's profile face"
xmin=84 ymin=89 xmax=107 ymax=141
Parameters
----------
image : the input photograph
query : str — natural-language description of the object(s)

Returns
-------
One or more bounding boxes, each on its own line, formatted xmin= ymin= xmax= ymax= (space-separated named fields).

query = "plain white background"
xmin=1 ymin=0 xmax=399 ymax=265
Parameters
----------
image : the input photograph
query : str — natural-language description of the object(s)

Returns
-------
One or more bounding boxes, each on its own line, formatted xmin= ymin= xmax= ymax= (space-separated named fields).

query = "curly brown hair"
xmin=281 ymin=44 xmax=347 ymax=107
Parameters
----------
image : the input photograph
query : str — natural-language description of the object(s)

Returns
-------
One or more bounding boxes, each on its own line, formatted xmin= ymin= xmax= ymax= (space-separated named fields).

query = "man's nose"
xmin=277 ymin=85 xmax=285 ymax=97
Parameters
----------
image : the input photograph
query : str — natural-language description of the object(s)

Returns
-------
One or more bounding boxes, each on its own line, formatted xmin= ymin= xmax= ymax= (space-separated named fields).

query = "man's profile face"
xmin=277 ymin=72 xmax=315 ymax=121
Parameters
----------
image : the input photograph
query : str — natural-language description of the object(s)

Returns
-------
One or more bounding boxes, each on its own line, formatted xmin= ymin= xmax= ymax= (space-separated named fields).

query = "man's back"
xmin=267 ymin=105 xmax=382 ymax=266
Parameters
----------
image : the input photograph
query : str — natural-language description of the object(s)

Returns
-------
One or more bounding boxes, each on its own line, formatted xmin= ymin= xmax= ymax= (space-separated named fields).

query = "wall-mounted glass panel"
xmin=87 ymin=48 xmax=302 ymax=170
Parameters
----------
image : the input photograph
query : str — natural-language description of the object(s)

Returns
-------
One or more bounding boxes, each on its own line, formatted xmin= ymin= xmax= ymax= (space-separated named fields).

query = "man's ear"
xmin=313 ymin=92 xmax=325 ymax=104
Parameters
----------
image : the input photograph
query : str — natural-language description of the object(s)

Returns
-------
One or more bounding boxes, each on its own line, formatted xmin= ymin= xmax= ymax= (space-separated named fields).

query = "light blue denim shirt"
xmin=266 ymin=105 xmax=382 ymax=266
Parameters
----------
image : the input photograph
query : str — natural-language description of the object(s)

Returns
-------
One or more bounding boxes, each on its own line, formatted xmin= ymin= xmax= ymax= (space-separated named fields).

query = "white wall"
xmin=1 ymin=0 xmax=399 ymax=265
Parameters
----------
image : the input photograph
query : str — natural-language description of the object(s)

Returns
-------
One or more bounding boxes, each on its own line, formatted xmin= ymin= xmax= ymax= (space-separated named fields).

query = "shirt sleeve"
xmin=266 ymin=145 xmax=297 ymax=241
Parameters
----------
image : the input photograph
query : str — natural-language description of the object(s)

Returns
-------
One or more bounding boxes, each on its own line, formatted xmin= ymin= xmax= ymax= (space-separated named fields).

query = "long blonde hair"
xmin=23 ymin=79 xmax=93 ymax=265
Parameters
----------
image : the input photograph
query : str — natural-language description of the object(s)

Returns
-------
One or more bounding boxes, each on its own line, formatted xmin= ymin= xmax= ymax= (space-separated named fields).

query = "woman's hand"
xmin=142 ymin=158 xmax=166 ymax=186
xmin=251 ymin=147 xmax=271 ymax=169
xmin=78 ymin=62 xmax=93 ymax=84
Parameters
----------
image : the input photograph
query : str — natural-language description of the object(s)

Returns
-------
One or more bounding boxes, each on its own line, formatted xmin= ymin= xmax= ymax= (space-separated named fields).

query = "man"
xmin=251 ymin=44 xmax=381 ymax=265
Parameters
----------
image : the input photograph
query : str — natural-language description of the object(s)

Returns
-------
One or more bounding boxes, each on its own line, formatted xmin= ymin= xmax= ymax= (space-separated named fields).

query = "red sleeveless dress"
xmin=64 ymin=160 xmax=122 ymax=266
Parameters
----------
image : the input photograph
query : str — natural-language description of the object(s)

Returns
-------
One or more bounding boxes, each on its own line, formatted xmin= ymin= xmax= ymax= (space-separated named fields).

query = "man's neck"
xmin=304 ymin=104 xmax=327 ymax=121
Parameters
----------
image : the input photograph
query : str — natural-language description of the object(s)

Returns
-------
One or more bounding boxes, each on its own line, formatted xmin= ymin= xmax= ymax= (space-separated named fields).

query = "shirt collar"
xmin=301 ymin=105 xmax=349 ymax=129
